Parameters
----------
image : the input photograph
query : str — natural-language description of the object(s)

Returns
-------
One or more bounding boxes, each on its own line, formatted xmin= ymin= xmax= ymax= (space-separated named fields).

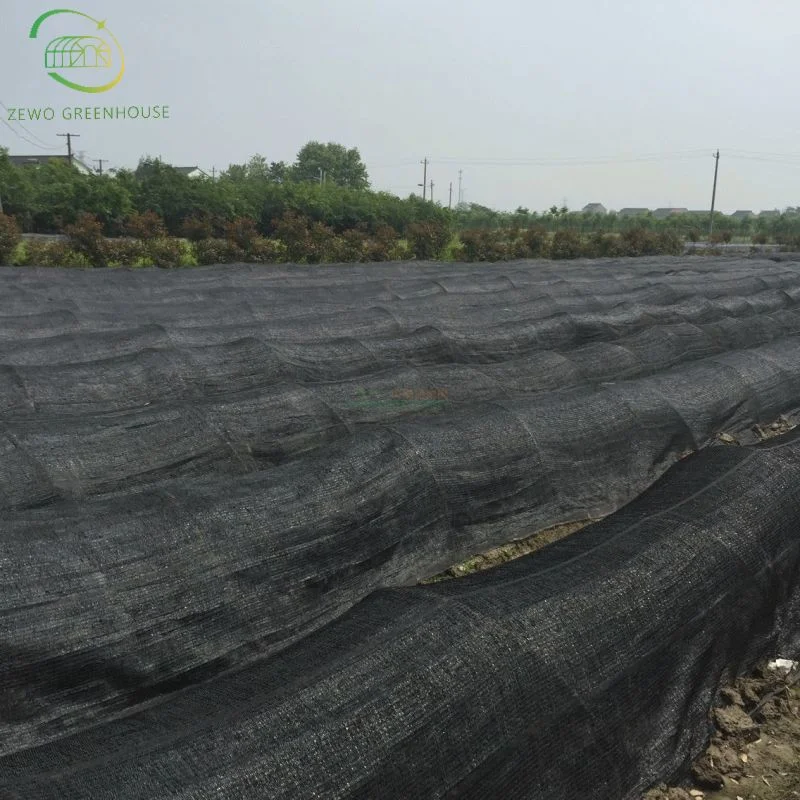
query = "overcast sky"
xmin=2 ymin=0 xmax=800 ymax=213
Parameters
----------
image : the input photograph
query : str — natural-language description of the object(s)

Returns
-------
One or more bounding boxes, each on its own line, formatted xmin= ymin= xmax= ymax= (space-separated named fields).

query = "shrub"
xmin=458 ymin=229 xmax=508 ymax=261
xmin=776 ymin=233 xmax=800 ymax=251
xmin=618 ymin=228 xmax=651 ymax=256
xmin=273 ymin=211 xmax=312 ymax=262
xmin=751 ymin=232 xmax=769 ymax=245
xmin=0 ymin=214 xmax=22 ymax=266
xmin=125 ymin=211 xmax=167 ymax=241
xmin=193 ymin=238 xmax=244 ymax=266
xmin=523 ymin=226 xmax=550 ymax=258
xmin=20 ymin=240 xmax=89 ymax=267
xmin=616 ymin=228 xmax=681 ymax=257
xmin=581 ymin=232 xmax=618 ymax=258
xmin=102 ymin=238 xmax=146 ymax=266
xmin=367 ymin=224 xmax=401 ymax=262
xmin=549 ymin=229 xmax=583 ymax=259
xmin=406 ymin=220 xmax=452 ymax=260
xmin=306 ymin=221 xmax=338 ymax=263
xmin=246 ymin=237 xmax=287 ymax=264
xmin=18 ymin=239 xmax=53 ymax=266
xmin=225 ymin=217 xmax=260 ymax=252
xmin=656 ymin=230 xmax=684 ymax=255
xmin=64 ymin=213 xmax=106 ymax=267
xmin=180 ymin=214 xmax=215 ymax=242
xmin=146 ymin=238 xmax=185 ymax=268
xmin=334 ymin=229 xmax=369 ymax=262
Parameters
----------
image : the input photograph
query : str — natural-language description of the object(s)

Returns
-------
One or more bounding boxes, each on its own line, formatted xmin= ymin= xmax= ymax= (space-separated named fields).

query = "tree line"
xmin=453 ymin=203 xmax=800 ymax=244
xmin=0 ymin=142 xmax=449 ymax=237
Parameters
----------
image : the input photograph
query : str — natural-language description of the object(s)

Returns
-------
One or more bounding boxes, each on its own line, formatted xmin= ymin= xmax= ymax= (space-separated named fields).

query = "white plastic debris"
xmin=767 ymin=658 xmax=798 ymax=674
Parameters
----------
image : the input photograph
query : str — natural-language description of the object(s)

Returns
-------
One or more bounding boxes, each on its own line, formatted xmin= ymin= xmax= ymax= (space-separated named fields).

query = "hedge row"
xmin=0 ymin=212 xmax=741 ymax=268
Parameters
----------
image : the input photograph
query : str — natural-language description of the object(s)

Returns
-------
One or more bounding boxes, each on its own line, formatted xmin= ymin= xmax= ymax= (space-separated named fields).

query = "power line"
xmin=0 ymin=116 xmax=61 ymax=152
xmin=428 ymin=149 xmax=710 ymax=166
xmin=0 ymin=101 xmax=61 ymax=150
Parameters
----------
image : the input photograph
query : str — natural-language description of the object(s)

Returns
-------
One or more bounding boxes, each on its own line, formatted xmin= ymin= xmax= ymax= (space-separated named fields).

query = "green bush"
xmin=146 ymin=238 xmax=185 ymax=268
xmin=272 ymin=211 xmax=312 ymax=262
xmin=306 ymin=221 xmax=338 ymax=264
xmin=523 ymin=226 xmax=550 ymax=258
xmin=102 ymin=238 xmax=146 ymax=266
xmin=458 ymin=229 xmax=508 ymax=261
xmin=550 ymin=229 xmax=583 ymax=259
xmin=64 ymin=213 xmax=106 ymax=267
xmin=751 ymin=232 xmax=769 ymax=245
xmin=406 ymin=220 xmax=452 ymax=260
xmin=0 ymin=214 xmax=22 ymax=265
xmin=246 ymin=236 xmax=287 ymax=264
xmin=656 ymin=230 xmax=684 ymax=255
xmin=776 ymin=233 xmax=800 ymax=251
xmin=334 ymin=229 xmax=369 ymax=262
xmin=193 ymin=238 xmax=245 ymax=265
xmin=21 ymin=240 xmax=89 ymax=267
xmin=581 ymin=232 xmax=617 ymax=258
xmin=616 ymin=228 xmax=681 ymax=257
xmin=366 ymin=224 xmax=401 ymax=262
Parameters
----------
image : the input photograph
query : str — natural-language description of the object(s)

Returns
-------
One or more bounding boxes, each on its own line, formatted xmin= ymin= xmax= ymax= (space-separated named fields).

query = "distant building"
xmin=582 ymin=203 xmax=607 ymax=215
xmin=175 ymin=166 xmax=210 ymax=179
xmin=759 ymin=210 xmax=781 ymax=218
xmin=8 ymin=154 xmax=94 ymax=175
xmin=618 ymin=208 xmax=650 ymax=217
xmin=652 ymin=208 xmax=688 ymax=219
xmin=730 ymin=210 xmax=755 ymax=220
xmin=687 ymin=210 xmax=711 ymax=216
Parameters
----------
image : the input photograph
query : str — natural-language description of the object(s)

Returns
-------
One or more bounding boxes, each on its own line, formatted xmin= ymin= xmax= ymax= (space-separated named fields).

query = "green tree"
xmin=0 ymin=148 xmax=34 ymax=226
xmin=292 ymin=141 xmax=370 ymax=189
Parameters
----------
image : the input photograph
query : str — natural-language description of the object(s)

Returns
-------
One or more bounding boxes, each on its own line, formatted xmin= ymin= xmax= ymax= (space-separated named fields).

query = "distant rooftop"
xmin=8 ymin=154 xmax=94 ymax=174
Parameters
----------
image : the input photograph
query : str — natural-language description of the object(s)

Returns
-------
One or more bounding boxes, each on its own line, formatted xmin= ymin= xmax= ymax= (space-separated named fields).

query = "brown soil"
xmin=645 ymin=665 xmax=800 ymax=800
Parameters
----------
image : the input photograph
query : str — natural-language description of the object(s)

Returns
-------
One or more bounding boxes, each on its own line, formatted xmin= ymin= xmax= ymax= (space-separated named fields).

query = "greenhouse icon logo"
xmin=30 ymin=9 xmax=125 ymax=93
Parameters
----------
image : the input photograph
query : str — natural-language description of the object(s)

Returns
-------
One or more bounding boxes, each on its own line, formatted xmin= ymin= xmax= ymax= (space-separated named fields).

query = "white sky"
xmin=2 ymin=0 xmax=800 ymax=213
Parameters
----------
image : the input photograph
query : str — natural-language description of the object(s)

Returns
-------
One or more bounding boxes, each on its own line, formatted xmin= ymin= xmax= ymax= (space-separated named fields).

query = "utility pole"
xmin=430 ymin=180 xmax=434 ymax=203
xmin=57 ymin=133 xmax=80 ymax=167
xmin=709 ymin=149 xmax=720 ymax=239
xmin=318 ymin=167 xmax=324 ymax=186
xmin=94 ymin=159 xmax=106 ymax=175
xmin=211 ymin=166 xmax=216 ymax=180
xmin=458 ymin=170 xmax=463 ymax=205
xmin=448 ymin=181 xmax=453 ymax=210
xmin=418 ymin=158 xmax=428 ymax=200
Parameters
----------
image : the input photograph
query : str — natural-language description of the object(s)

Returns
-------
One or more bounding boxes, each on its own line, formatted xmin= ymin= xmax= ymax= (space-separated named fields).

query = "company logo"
xmin=30 ymin=9 xmax=125 ymax=94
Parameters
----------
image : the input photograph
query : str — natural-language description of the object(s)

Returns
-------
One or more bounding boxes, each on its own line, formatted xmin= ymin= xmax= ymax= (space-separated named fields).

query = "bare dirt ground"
xmin=645 ymin=666 xmax=800 ymax=800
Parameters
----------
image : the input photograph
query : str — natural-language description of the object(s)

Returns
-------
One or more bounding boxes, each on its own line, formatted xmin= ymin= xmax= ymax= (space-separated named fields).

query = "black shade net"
xmin=0 ymin=257 xmax=799 ymax=797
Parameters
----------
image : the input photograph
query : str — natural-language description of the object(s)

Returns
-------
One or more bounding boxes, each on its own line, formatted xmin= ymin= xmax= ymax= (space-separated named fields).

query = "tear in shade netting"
xmin=0 ymin=257 xmax=799 ymax=798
